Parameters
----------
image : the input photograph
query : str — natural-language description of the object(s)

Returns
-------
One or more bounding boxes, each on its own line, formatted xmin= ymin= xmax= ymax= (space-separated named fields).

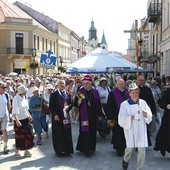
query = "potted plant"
xmin=29 ymin=62 xmax=39 ymax=69
xmin=58 ymin=66 xmax=66 ymax=73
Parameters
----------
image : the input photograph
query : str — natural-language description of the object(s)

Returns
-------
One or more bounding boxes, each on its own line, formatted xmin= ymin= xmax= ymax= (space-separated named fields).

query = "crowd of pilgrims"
xmin=0 ymin=72 xmax=170 ymax=163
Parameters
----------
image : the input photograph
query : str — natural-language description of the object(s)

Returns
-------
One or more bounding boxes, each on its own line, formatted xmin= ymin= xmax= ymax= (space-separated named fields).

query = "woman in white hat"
xmin=12 ymin=85 xmax=34 ymax=157
xmin=29 ymin=86 xmax=49 ymax=145
xmin=96 ymin=77 xmax=111 ymax=116
xmin=43 ymin=84 xmax=54 ymax=123
xmin=44 ymin=84 xmax=54 ymax=105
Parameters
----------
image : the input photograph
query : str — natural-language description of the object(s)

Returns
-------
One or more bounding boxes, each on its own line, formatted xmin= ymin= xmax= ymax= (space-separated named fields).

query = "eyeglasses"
xmin=48 ymin=89 xmax=53 ymax=91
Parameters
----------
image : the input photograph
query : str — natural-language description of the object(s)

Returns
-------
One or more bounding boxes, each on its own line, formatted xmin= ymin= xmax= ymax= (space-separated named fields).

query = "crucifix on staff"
xmin=124 ymin=19 xmax=149 ymax=80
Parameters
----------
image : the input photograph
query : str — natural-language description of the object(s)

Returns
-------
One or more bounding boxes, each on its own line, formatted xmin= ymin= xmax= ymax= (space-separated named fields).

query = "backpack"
xmin=5 ymin=93 xmax=8 ymax=101
xmin=4 ymin=93 xmax=11 ymax=113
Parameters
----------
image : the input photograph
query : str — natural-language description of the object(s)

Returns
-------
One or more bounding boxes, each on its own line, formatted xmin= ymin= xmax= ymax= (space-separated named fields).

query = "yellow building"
xmin=0 ymin=0 xmax=59 ymax=75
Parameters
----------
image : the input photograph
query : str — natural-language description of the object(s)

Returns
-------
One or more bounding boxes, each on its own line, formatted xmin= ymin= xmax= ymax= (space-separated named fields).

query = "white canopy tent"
xmin=110 ymin=52 xmax=138 ymax=69
xmin=66 ymin=48 xmax=142 ymax=74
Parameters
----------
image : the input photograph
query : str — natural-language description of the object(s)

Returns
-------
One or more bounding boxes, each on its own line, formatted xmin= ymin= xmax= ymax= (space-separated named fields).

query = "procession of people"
xmin=0 ymin=72 xmax=170 ymax=170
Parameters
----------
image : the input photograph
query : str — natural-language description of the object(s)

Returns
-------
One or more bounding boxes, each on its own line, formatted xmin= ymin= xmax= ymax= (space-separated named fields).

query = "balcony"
xmin=6 ymin=48 xmax=33 ymax=55
xmin=139 ymin=51 xmax=149 ymax=62
xmin=147 ymin=3 xmax=162 ymax=23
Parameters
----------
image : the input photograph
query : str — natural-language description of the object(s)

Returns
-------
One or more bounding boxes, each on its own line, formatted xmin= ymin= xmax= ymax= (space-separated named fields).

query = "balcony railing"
xmin=147 ymin=3 xmax=162 ymax=23
xmin=6 ymin=48 xmax=33 ymax=55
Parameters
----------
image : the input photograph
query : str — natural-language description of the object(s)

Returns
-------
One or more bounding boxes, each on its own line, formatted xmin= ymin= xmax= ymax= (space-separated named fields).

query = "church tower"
xmin=100 ymin=30 xmax=108 ymax=50
xmin=88 ymin=19 xmax=97 ymax=41
xmin=87 ymin=19 xmax=99 ymax=50
xmin=127 ymin=23 xmax=135 ymax=62
xmin=87 ymin=19 xmax=108 ymax=52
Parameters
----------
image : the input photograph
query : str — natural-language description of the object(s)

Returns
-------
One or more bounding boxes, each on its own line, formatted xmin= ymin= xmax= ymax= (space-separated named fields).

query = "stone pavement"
xmin=0 ymin=120 xmax=170 ymax=170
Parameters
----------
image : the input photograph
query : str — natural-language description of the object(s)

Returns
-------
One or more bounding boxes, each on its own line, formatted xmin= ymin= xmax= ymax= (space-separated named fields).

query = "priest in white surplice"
xmin=118 ymin=82 xmax=152 ymax=170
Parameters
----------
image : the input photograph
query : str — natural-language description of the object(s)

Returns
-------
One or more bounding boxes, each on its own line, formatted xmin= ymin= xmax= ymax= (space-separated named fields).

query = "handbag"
xmin=42 ymin=99 xmax=51 ymax=115
xmin=107 ymin=119 xmax=117 ymax=128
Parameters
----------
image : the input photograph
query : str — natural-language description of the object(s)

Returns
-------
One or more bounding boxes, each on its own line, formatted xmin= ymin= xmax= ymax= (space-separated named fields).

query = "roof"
xmin=14 ymin=1 xmax=60 ymax=33
xmin=0 ymin=0 xmax=21 ymax=22
xmin=0 ymin=0 xmax=49 ymax=31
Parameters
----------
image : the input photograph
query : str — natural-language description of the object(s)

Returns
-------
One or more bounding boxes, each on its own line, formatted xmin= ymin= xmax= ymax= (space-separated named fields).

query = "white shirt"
xmin=96 ymin=86 xmax=110 ymax=104
xmin=12 ymin=94 xmax=29 ymax=120
xmin=151 ymin=87 xmax=161 ymax=102
xmin=44 ymin=92 xmax=51 ymax=105
xmin=0 ymin=94 xmax=9 ymax=118
xmin=26 ymin=87 xmax=34 ymax=100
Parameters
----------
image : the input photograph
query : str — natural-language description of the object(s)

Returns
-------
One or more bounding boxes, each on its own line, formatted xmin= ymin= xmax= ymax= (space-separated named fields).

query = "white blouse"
xmin=0 ymin=94 xmax=9 ymax=118
xmin=12 ymin=94 xmax=29 ymax=120
xmin=96 ymin=86 xmax=110 ymax=104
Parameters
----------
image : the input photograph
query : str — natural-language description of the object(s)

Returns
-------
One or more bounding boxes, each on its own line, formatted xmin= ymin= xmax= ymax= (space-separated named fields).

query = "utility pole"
xmin=124 ymin=19 xmax=149 ymax=80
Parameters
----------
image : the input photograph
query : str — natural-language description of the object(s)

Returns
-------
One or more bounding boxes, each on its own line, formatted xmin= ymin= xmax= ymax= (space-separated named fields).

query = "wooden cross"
xmin=124 ymin=19 xmax=149 ymax=80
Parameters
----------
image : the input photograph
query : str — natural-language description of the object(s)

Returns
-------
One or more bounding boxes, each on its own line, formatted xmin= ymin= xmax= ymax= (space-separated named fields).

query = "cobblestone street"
xmin=0 ymin=119 xmax=170 ymax=170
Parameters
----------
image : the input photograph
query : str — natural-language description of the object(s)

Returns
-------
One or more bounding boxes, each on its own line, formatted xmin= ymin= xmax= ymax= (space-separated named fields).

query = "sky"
xmin=9 ymin=0 xmax=148 ymax=54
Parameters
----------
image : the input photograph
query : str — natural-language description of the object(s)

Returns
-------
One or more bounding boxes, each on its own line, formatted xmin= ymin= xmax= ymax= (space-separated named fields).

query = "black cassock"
xmin=154 ymin=88 xmax=170 ymax=153
xmin=49 ymin=90 xmax=73 ymax=155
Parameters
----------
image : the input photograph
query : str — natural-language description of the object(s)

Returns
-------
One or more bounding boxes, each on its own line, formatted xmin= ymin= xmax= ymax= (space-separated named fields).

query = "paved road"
xmin=0 ymin=120 xmax=170 ymax=170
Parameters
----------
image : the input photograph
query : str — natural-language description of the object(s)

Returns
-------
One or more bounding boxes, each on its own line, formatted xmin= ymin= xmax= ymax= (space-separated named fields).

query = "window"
xmin=54 ymin=41 xmax=56 ymax=53
xmin=168 ymin=3 xmax=169 ymax=26
xmin=50 ymin=40 xmax=52 ymax=51
xmin=15 ymin=33 xmax=23 ymax=54
xmin=45 ymin=39 xmax=48 ymax=51
xmin=33 ymin=35 xmax=36 ymax=49
xmin=37 ymin=36 xmax=39 ymax=50
xmin=42 ymin=37 xmax=44 ymax=51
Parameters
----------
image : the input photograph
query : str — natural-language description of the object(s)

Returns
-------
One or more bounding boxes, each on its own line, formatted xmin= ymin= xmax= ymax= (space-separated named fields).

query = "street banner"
xmin=14 ymin=59 xmax=29 ymax=69
xmin=40 ymin=50 xmax=57 ymax=69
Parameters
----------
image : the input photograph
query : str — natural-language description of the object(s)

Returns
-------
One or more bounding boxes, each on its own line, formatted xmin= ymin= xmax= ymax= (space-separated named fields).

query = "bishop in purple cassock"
xmin=74 ymin=75 xmax=103 ymax=156
xmin=107 ymin=78 xmax=129 ymax=156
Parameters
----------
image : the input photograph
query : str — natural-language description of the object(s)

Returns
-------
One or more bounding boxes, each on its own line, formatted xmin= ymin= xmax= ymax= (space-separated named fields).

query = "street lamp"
xmin=58 ymin=56 xmax=64 ymax=73
xmin=59 ymin=56 xmax=63 ymax=66
xmin=32 ymin=48 xmax=36 ymax=77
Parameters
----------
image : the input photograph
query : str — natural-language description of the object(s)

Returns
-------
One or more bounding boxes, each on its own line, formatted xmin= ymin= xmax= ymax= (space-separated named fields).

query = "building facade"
xmin=0 ymin=0 xmax=108 ymax=75
xmin=127 ymin=0 xmax=170 ymax=76
xmin=0 ymin=0 xmax=59 ymax=75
